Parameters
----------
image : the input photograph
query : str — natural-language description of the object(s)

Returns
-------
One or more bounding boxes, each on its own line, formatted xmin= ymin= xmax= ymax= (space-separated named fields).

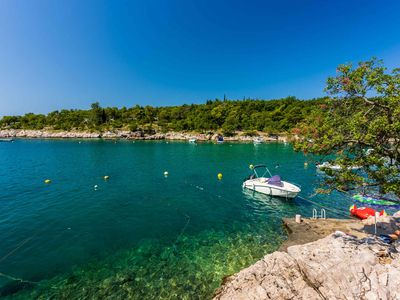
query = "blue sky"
xmin=0 ymin=0 xmax=400 ymax=115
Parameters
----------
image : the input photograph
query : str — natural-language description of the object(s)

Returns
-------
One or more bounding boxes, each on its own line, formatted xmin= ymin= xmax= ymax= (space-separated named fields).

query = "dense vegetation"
xmin=0 ymin=97 xmax=326 ymax=135
xmin=295 ymin=58 xmax=400 ymax=196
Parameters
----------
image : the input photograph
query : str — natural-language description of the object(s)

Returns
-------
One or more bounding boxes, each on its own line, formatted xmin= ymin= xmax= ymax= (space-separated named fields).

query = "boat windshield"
xmin=252 ymin=165 xmax=273 ymax=178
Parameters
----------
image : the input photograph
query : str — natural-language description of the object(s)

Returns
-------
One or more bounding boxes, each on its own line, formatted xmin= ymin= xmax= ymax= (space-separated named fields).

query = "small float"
xmin=349 ymin=204 xmax=386 ymax=220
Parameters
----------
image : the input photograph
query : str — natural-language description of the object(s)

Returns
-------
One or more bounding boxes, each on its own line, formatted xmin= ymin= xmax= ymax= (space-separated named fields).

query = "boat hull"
xmin=242 ymin=179 xmax=300 ymax=198
xmin=253 ymin=138 xmax=264 ymax=144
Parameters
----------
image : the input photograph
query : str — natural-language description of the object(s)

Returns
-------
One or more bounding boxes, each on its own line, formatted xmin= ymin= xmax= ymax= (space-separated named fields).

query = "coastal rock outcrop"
xmin=0 ymin=129 xmax=291 ymax=142
xmin=214 ymin=232 xmax=400 ymax=300
xmin=0 ymin=129 xmax=101 ymax=139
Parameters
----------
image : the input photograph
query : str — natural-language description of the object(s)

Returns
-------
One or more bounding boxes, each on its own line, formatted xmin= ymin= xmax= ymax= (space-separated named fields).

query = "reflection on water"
xmin=242 ymin=188 xmax=298 ymax=216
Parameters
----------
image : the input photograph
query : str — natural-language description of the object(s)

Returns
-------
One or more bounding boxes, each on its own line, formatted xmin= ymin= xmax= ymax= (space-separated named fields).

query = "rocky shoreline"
xmin=214 ymin=217 xmax=400 ymax=299
xmin=0 ymin=129 xmax=291 ymax=142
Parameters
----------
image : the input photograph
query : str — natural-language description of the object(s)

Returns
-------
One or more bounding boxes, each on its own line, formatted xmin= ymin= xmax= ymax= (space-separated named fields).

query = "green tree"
xmin=128 ymin=121 xmax=138 ymax=132
xmin=295 ymin=58 xmax=400 ymax=196
xmin=0 ymin=116 xmax=21 ymax=128
xmin=90 ymin=102 xmax=105 ymax=127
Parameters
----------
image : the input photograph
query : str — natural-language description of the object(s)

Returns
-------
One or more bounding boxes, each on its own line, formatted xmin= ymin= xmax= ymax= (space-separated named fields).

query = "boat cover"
xmin=267 ymin=175 xmax=283 ymax=187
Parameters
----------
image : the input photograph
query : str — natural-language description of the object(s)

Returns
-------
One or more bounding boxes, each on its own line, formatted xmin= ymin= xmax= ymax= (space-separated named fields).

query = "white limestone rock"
xmin=214 ymin=234 xmax=400 ymax=300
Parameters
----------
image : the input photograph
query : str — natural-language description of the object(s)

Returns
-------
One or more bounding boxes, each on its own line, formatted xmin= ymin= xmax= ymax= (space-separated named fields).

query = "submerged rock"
xmin=214 ymin=233 xmax=400 ymax=300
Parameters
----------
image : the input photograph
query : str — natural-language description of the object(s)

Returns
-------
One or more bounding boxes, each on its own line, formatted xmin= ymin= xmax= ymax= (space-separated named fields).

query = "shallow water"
xmin=0 ymin=140 xmax=352 ymax=298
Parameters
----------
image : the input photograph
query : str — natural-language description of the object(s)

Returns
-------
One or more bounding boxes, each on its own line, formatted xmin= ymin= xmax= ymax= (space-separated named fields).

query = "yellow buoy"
xmin=104 ymin=175 xmax=109 ymax=180
xmin=249 ymin=164 xmax=254 ymax=170
xmin=217 ymin=173 xmax=223 ymax=180
xmin=44 ymin=179 xmax=51 ymax=184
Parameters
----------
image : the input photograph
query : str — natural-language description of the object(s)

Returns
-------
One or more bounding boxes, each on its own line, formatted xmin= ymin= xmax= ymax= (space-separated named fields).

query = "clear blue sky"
xmin=0 ymin=0 xmax=400 ymax=115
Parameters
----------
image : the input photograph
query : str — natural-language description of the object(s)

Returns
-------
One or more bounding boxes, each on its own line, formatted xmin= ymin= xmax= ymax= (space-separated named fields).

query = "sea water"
xmin=0 ymin=139 xmax=352 ymax=298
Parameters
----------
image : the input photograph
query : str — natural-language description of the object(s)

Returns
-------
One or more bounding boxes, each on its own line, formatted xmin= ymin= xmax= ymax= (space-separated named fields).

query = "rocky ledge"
xmin=0 ymin=129 xmax=291 ymax=142
xmin=214 ymin=217 xmax=400 ymax=300
xmin=214 ymin=232 xmax=400 ymax=299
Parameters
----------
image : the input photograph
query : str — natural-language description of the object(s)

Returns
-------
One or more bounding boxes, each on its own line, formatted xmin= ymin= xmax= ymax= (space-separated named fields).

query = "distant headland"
xmin=0 ymin=97 xmax=326 ymax=140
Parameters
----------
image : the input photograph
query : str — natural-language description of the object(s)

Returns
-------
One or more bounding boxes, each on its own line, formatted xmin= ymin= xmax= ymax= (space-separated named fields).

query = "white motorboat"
xmin=253 ymin=137 xmax=264 ymax=144
xmin=242 ymin=165 xmax=301 ymax=198
xmin=0 ymin=138 xmax=14 ymax=142
xmin=188 ymin=138 xmax=197 ymax=143
xmin=316 ymin=162 xmax=342 ymax=171
xmin=365 ymin=148 xmax=397 ymax=167
xmin=316 ymin=162 xmax=360 ymax=171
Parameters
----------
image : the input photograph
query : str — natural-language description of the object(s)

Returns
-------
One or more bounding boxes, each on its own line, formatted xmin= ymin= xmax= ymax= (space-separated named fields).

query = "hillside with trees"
xmin=0 ymin=97 xmax=326 ymax=136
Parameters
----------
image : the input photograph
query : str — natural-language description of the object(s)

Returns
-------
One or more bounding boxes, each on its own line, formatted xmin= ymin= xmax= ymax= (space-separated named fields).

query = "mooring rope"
xmin=185 ymin=176 xmax=351 ymax=220
xmin=0 ymin=219 xmax=61 ymax=285
xmin=0 ymin=272 xmax=37 ymax=284
xmin=0 ymin=236 xmax=35 ymax=265
xmin=297 ymin=195 xmax=351 ymax=219
xmin=0 ymin=220 xmax=55 ymax=265
xmin=175 ymin=209 xmax=191 ymax=242
xmin=185 ymin=176 xmax=350 ymax=219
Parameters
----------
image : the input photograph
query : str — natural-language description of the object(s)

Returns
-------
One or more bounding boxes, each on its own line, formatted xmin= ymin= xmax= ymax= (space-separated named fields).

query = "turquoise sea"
xmin=0 ymin=139 xmax=352 ymax=299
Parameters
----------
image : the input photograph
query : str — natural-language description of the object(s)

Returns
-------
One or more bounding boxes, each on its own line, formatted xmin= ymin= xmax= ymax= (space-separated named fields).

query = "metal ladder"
xmin=312 ymin=208 xmax=326 ymax=219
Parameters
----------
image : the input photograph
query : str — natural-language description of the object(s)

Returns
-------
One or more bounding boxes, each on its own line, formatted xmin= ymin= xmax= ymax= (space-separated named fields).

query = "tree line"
xmin=0 ymin=96 xmax=327 ymax=135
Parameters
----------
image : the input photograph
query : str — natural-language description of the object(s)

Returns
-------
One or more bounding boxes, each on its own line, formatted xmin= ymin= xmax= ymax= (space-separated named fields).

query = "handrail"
xmin=312 ymin=208 xmax=318 ymax=219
